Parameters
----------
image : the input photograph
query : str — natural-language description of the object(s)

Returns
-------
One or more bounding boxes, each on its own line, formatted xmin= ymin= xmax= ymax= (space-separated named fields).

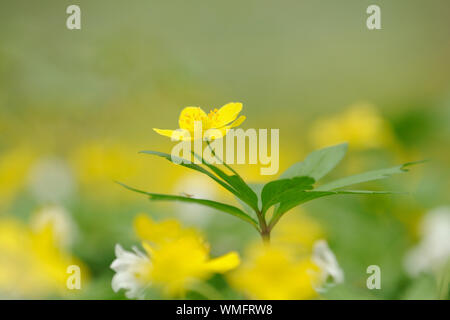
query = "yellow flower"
xmin=228 ymin=244 xmax=321 ymax=300
xmin=153 ymin=102 xmax=246 ymax=141
xmin=111 ymin=215 xmax=240 ymax=298
xmin=0 ymin=147 xmax=35 ymax=209
xmin=71 ymin=141 xmax=140 ymax=184
xmin=0 ymin=210 xmax=87 ymax=298
xmin=309 ymin=102 xmax=394 ymax=150
xmin=71 ymin=141 xmax=183 ymax=201
xmin=70 ymin=141 xmax=174 ymax=201
xmin=145 ymin=236 xmax=239 ymax=296
xmin=229 ymin=212 xmax=343 ymax=300
xmin=133 ymin=213 xmax=200 ymax=244
xmin=271 ymin=210 xmax=325 ymax=254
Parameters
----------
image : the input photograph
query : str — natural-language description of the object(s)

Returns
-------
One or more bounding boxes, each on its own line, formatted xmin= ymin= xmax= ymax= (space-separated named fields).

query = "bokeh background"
xmin=1 ymin=0 xmax=449 ymax=299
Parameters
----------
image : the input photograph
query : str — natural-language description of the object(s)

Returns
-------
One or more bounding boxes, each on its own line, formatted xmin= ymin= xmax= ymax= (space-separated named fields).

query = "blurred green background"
xmin=0 ymin=0 xmax=449 ymax=299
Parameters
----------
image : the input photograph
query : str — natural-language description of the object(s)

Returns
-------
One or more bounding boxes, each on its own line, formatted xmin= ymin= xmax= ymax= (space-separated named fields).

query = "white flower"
xmin=312 ymin=240 xmax=344 ymax=290
xmin=404 ymin=206 xmax=450 ymax=276
xmin=110 ymin=244 xmax=151 ymax=299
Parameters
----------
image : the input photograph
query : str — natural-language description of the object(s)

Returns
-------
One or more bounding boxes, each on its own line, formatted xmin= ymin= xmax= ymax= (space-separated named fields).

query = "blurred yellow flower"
xmin=70 ymin=140 xmax=188 ymax=201
xmin=153 ymin=102 xmax=246 ymax=141
xmin=228 ymin=212 xmax=343 ymax=300
xmin=271 ymin=210 xmax=325 ymax=254
xmin=0 ymin=147 xmax=35 ymax=209
xmin=71 ymin=141 xmax=140 ymax=184
xmin=0 ymin=208 xmax=87 ymax=298
xmin=229 ymin=239 xmax=343 ymax=300
xmin=309 ymin=102 xmax=394 ymax=150
xmin=134 ymin=213 xmax=199 ymax=244
xmin=111 ymin=214 xmax=240 ymax=298
xmin=147 ymin=236 xmax=239 ymax=296
xmin=228 ymin=244 xmax=320 ymax=300
xmin=70 ymin=141 xmax=165 ymax=200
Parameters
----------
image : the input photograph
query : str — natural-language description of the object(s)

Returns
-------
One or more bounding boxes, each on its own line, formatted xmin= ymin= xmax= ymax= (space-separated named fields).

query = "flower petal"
xmin=205 ymin=251 xmax=240 ymax=273
xmin=227 ymin=115 xmax=246 ymax=128
xmin=214 ymin=102 xmax=243 ymax=128
xmin=153 ymin=128 xmax=192 ymax=141
xmin=134 ymin=214 xmax=201 ymax=245
xmin=110 ymin=243 xmax=151 ymax=299
xmin=178 ymin=107 xmax=208 ymax=131
xmin=134 ymin=214 xmax=182 ymax=244
xmin=203 ymin=115 xmax=246 ymax=140
xmin=312 ymin=240 xmax=344 ymax=286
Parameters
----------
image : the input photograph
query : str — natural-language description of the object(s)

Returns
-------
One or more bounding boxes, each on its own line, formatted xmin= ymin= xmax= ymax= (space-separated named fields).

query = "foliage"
xmin=119 ymin=142 xmax=422 ymax=242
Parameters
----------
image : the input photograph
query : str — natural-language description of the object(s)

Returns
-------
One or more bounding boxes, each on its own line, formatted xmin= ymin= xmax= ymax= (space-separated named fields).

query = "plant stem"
xmin=261 ymin=229 xmax=271 ymax=245
xmin=205 ymin=140 xmax=271 ymax=243
xmin=255 ymin=210 xmax=271 ymax=245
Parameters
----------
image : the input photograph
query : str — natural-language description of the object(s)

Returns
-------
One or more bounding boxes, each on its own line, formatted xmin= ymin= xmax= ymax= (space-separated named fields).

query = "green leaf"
xmin=140 ymin=150 xmax=241 ymax=201
xmin=210 ymin=167 xmax=259 ymax=211
xmin=316 ymin=161 xmax=425 ymax=191
xmin=191 ymin=152 xmax=259 ymax=212
xmin=269 ymin=189 xmax=397 ymax=228
xmin=116 ymin=181 xmax=259 ymax=230
xmin=261 ymin=176 xmax=314 ymax=214
xmin=141 ymin=150 xmax=259 ymax=214
xmin=280 ymin=143 xmax=348 ymax=181
xmin=235 ymin=183 xmax=263 ymax=218
xmin=269 ymin=191 xmax=334 ymax=227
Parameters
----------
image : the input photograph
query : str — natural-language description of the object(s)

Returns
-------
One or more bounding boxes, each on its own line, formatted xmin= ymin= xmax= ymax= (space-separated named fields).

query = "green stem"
xmin=205 ymin=140 xmax=271 ymax=243
xmin=205 ymin=140 xmax=238 ymax=174
xmin=255 ymin=209 xmax=271 ymax=244
xmin=261 ymin=229 xmax=271 ymax=245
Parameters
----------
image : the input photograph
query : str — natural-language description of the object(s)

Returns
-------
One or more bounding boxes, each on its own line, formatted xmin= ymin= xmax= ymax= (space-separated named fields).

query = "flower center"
xmin=207 ymin=109 xmax=221 ymax=126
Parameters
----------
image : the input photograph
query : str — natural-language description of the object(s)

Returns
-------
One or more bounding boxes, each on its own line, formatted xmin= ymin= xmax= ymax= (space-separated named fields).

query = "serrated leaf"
xmin=316 ymin=161 xmax=424 ymax=191
xmin=261 ymin=176 xmax=314 ymax=214
xmin=269 ymin=189 xmax=397 ymax=228
xmin=117 ymin=181 xmax=259 ymax=229
xmin=280 ymin=143 xmax=348 ymax=181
